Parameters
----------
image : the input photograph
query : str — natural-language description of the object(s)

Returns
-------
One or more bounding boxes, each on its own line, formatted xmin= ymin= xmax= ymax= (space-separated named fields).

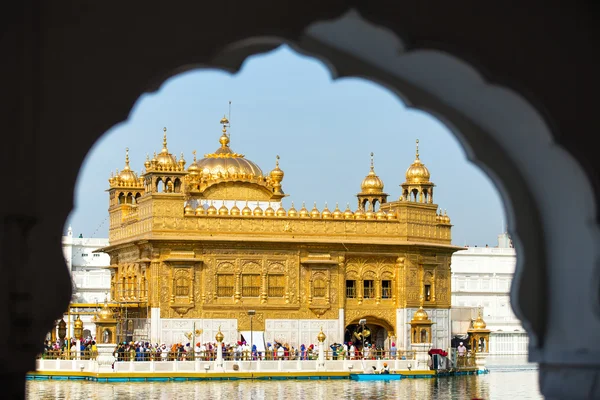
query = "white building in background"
xmin=451 ymin=232 xmax=528 ymax=355
xmin=62 ymin=226 xmax=111 ymax=304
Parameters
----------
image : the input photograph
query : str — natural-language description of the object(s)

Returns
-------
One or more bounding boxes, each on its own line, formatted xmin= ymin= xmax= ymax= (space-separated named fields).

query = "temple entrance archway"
xmin=345 ymin=316 xmax=395 ymax=350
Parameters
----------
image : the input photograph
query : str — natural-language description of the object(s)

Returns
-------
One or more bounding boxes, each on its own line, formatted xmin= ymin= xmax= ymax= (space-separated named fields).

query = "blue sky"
xmin=68 ymin=45 xmax=506 ymax=247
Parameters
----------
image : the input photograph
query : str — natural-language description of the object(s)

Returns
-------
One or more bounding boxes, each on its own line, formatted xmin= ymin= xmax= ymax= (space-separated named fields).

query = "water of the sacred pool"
xmin=26 ymin=355 xmax=542 ymax=400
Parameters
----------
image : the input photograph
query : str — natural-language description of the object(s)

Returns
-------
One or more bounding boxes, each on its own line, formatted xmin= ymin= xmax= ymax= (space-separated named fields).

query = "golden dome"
xmin=317 ymin=327 xmax=326 ymax=343
xmin=117 ymin=148 xmax=139 ymax=184
xmin=218 ymin=203 xmax=229 ymax=215
xmin=74 ymin=315 xmax=84 ymax=329
xmin=192 ymin=118 xmax=263 ymax=180
xmin=265 ymin=203 xmax=275 ymax=217
xmin=207 ymin=201 xmax=218 ymax=215
xmin=242 ymin=201 xmax=252 ymax=216
xmin=365 ymin=210 xmax=375 ymax=220
xmin=188 ymin=151 xmax=200 ymax=175
xmin=144 ymin=153 xmax=151 ymax=169
xmin=299 ymin=202 xmax=310 ymax=218
xmin=473 ymin=309 xmax=488 ymax=329
xmin=215 ymin=326 xmax=224 ymax=343
xmin=354 ymin=208 xmax=365 ymax=219
xmin=95 ymin=298 xmax=114 ymax=321
xmin=230 ymin=202 xmax=241 ymax=216
xmin=412 ymin=306 xmax=429 ymax=321
xmin=276 ymin=206 xmax=286 ymax=217
xmin=387 ymin=210 xmax=397 ymax=220
xmin=443 ymin=210 xmax=451 ymax=224
xmin=343 ymin=203 xmax=354 ymax=219
xmin=376 ymin=210 xmax=387 ymax=220
xmin=253 ymin=204 xmax=264 ymax=216
xmin=155 ymin=127 xmax=178 ymax=168
xmin=405 ymin=139 xmax=431 ymax=184
xmin=321 ymin=203 xmax=332 ymax=219
xmin=195 ymin=204 xmax=206 ymax=215
xmin=360 ymin=152 xmax=385 ymax=193
xmin=332 ymin=203 xmax=343 ymax=219
xmin=184 ymin=203 xmax=194 ymax=215
xmin=269 ymin=155 xmax=284 ymax=183
xmin=310 ymin=202 xmax=321 ymax=219
xmin=288 ymin=202 xmax=298 ymax=217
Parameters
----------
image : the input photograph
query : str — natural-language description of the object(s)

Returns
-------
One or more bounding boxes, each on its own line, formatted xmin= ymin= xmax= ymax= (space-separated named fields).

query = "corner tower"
xmin=400 ymin=139 xmax=435 ymax=203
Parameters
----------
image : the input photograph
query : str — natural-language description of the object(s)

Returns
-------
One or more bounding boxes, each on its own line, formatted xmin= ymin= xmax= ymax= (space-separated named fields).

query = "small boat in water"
xmin=349 ymin=373 xmax=401 ymax=381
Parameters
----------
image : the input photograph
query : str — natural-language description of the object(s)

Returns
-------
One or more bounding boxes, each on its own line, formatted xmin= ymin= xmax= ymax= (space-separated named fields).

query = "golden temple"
xmin=100 ymin=116 xmax=462 ymax=351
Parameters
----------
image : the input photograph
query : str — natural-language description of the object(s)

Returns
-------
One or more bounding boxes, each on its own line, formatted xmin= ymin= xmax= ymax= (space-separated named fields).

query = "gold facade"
xmin=100 ymin=117 xmax=462 ymax=338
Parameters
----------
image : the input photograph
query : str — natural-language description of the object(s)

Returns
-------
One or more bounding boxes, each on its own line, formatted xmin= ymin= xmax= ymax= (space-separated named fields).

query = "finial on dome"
xmin=124 ymin=148 xmax=130 ymax=169
xmin=220 ymin=114 xmax=229 ymax=126
xmin=415 ymin=139 xmax=420 ymax=160
xmin=192 ymin=150 xmax=197 ymax=162
xmin=161 ymin=127 xmax=170 ymax=153
xmin=276 ymin=154 xmax=280 ymax=167
xmin=370 ymin=152 xmax=374 ymax=171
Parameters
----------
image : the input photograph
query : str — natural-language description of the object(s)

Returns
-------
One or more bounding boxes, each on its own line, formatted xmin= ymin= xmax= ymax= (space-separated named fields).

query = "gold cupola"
xmin=401 ymin=140 xmax=435 ymax=204
xmin=321 ymin=203 xmax=332 ymax=219
xmin=357 ymin=152 xmax=388 ymax=212
xmin=155 ymin=127 xmax=178 ymax=169
xmin=468 ymin=307 xmax=491 ymax=354
xmin=184 ymin=116 xmax=287 ymax=202
xmin=230 ymin=201 xmax=241 ymax=216
xmin=269 ymin=155 xmax=285 ymax=194
xmin=288 ymin=202 xmax=298 ymax=217
xmin=310 ymin=202 xmax=321 ymax=218
xmin=207 ymin=201 xmax=218 ymax=215
xmin=332 ymin=203 xmax=343 ymax=219
xmin=110 ymin=148 xmax=140 ymax=187
xmin=242 ymin=201 xmax=252 ymax=216
xmin=299 ymin=202 xmax=310 ymax=218
xmin=343 ymin=203 xmax=354 ymax=219
xmin=218 ymin=202 xmax=229 ymax=215
xmin=276 ymin=205 xmax=286 ymax=217
xmin=187 ymin=150 xmax=199 ymax=175
xmin=265 ymin=202 xmax=275 ymax=217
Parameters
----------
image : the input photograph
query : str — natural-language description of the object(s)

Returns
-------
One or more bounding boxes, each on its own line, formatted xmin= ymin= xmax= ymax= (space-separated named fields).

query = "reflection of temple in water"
xmin=99 ymin=116 xmax=462 ymax=350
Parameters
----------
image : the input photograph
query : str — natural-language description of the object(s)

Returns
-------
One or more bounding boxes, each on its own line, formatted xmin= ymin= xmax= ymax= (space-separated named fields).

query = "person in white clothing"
xmin=349 ymin=344 xmax=356 ymax=359
xmin=276 ymin=345 xmax=285 ymax=360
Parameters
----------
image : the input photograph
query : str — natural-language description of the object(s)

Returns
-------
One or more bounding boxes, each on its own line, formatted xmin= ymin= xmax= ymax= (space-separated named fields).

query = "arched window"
xmin=175 ymin=277 xmax=188 ymax=296
xmin=156 ymin=179 xmax=164 ymax=193
xmin=313 ymin=278 xmax=326 ymax=298
xmin=118 ymin=193 xmax=125 ymax=204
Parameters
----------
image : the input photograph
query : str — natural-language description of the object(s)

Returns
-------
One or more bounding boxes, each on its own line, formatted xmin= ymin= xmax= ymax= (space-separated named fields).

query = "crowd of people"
xmin=39 ymin=337 xmax=409 ymax=362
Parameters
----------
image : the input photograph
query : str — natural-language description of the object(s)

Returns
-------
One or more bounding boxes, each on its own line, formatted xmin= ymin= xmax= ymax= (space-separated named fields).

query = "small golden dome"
xmin=386 ymin=211 xmax=397 ymax=220
xmin=413 ymin=306 xmax=429 ymax=321
xmin=276 ymin=205 xmax=286 ymax=217
xmin=184 ymin=203 xmax=194 ymax=215
xmin=207 ymin=201 xmax=218 ymax=215
xmin=405 ymin=140 xmax=431 ymax=184
xmin=299 ymin=202 xmax=310 ymax=218
xmin=360 ymin=152 xmax=385 ymax=193
xmin=473 ymin=317 xmax=487 ymax=330
xmin=288 ymin=202 xmax=298 ymax=218
xmin=230 ymin=202 xmax=241 ymax=216
xmin=354 ymin=208 xmax=365 ymax=219
xmin=74 ymin=315 xmax=84 ymax=329
xmin=188 ymin=151 xmax=199 ymax=175
xmin=144 ymin=154 xmax=151 ymax=169
xmin=321 ymin=203 xmax=332 ymax=219
xmin=220 ymin=115 xmax=229 ymax=125
xmin=253 ymin=204 xmax=264 ymax=216
xmin=218 ymin=203 xmax=229 ymax=216
xmin=332 ymin=203 xmax=343 ymax=219
xmin=156 ymin=128 xmax=178 ymax=169
xmin=310 ymin=202 xmax=321 ymax=218
xmin=343 ymin=203 xmax=354 ymax=219
xmin=95 ymin=298 xmax=114 ymax=321
xmin=265 ymin=203 xmax=275 ymax=217
xmin=365 ymin=210 xmax=375 ymax=219
xmin=242 ymin=201 xmax=253 ymax=216
xmin=195 ymin=204 xmax=206 ymax=215
xmin=269 ymin=155 xmax=284 ymax=183
xmin=317 ymin=327 xmax=326 ymax=343
xmin=376 ymin=210 xmax=387 ymax=220
xmin=179 ymin=152 xmax=186 ymax=168
xmin=117 ymin=148 xmax=139 ymax=183
xmin=215 ymin=326 xmax=225 ymax=343
xmin=444 ymin=210 xmax=451 ymax=223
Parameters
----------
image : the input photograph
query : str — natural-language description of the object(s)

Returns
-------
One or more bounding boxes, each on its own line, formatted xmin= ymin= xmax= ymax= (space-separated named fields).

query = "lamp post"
xmin=359 ymin=319 xmax=366 ymax=360
xmin=248 ymin=310 xmax=256 ymax=359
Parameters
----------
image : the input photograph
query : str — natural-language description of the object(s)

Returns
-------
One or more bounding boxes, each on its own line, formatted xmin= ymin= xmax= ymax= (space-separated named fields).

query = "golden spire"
xmin=219 ymin=115 xmax=230 ymax=148
xmin=124 ymin=148 xmax=130 ymax=169
xmin=415 ymin=139 xmax=420 ymax=160
xmin=370 ymin=151 xmax=374 ymax=172
xmin=192 ymin=150 xmax=197 ymax=162
xmin=162 ymin=127 xmax=168 ymax=152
